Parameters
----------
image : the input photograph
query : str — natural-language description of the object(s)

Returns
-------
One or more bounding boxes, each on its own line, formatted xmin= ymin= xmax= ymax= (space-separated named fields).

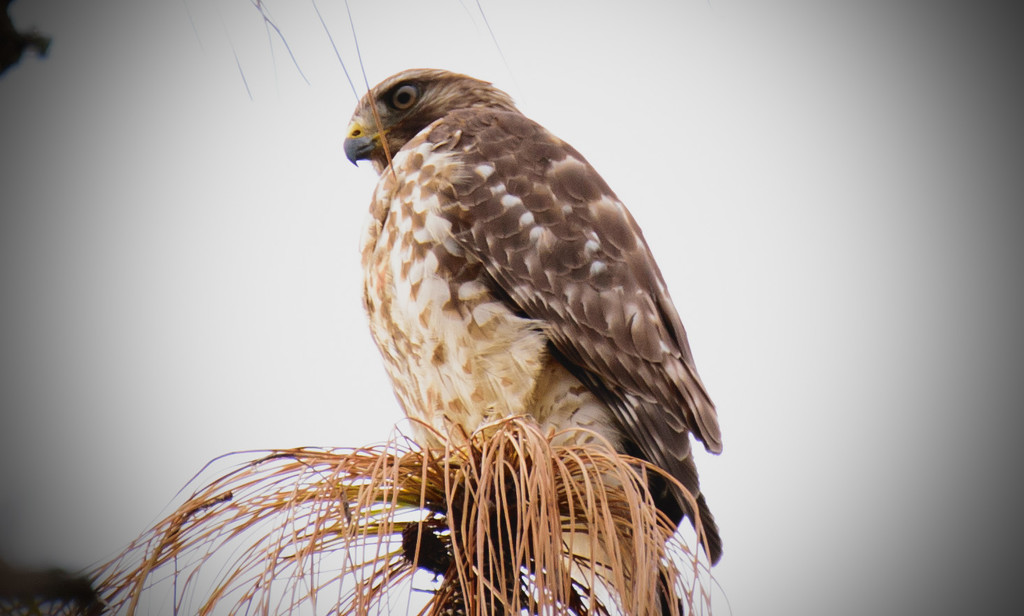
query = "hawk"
xmin=345 ymin=69 xmax=722 ymax=564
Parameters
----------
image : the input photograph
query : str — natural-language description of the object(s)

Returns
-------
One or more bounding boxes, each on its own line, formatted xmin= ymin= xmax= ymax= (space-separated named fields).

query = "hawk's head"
xmin=344 ymin=68 xmax=518 ymax=173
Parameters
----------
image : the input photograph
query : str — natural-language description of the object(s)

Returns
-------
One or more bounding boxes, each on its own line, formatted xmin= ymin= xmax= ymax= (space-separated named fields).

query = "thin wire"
xmin=311 ymin=0 xmax=359 ymax=101
xmin=232 ymin=48 xmax=254 ymax=100
xmin=250 ymin=0 xmax=310 ymax=85
xmin=179 ymin=0 xmax=204 ymax=50
xmin=344 ymin=0 xmax=395 ymax=177
xmin=474 ymin=0 xmax=520 ymax=96
xmin=217 ymin=5 xmax=253 ymax=100
xmin=345 ymin=0 xmax=372 ymax=92
xmin=261 ymin=3 xmax=279 ymax=94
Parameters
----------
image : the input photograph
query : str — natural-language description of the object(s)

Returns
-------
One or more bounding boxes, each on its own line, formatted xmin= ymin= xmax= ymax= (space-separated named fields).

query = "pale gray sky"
xmin=1 ymin=1 xmax=1020 ymax=614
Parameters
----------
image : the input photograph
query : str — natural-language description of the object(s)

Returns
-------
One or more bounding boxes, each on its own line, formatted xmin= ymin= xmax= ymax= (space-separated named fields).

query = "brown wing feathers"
xmin=347 ymin=70 xmax=723 ymax=563
xmin=425 ymin=108 xmax=722 ymax=561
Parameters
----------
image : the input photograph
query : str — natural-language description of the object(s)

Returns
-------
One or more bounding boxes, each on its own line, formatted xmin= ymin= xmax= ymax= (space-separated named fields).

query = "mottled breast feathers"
xmin=346 ymin=68 xmax=722 ymax=564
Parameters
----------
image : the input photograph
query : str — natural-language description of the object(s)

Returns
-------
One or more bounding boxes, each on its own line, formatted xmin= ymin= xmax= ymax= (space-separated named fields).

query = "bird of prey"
xmin=345 ymin=68 xmax=722 ymax=564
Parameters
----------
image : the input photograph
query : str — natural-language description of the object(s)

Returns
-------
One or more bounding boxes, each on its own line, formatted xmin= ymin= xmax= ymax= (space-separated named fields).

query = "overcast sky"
xmin=1 ymin=1 xmax=1021 ymax=614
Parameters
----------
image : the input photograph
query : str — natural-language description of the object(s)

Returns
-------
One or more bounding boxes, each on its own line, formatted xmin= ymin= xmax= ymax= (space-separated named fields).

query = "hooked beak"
xmin=343 ymin=120 xmax=378 ymax=165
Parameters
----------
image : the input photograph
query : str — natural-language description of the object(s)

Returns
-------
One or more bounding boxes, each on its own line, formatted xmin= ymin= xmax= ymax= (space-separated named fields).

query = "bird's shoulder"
xmin=387 ymin=107 xmax=721 ymax=454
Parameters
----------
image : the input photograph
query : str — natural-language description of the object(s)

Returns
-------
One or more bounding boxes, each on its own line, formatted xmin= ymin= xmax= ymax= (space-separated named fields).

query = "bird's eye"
xmin=390 ymin=84 xmax=418 ymax=110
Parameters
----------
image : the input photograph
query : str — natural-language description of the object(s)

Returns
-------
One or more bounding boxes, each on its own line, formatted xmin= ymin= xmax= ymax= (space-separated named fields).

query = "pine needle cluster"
xmin=21 ymin=417 xmax=713 ymax=615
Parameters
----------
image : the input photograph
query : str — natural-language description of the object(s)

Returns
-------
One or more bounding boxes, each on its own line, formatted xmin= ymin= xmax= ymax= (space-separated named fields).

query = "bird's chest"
xmin=360 ymin=156 xmax=548 ymax=444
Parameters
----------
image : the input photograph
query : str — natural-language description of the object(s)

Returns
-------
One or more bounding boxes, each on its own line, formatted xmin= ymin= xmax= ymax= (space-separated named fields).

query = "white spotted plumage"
xmin=347 ymin=68 xmax=723 ymax=564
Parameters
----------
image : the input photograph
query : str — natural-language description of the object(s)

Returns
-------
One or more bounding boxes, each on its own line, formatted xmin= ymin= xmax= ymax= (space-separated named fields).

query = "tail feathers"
xmin=694 ymin=492 xmax=722 ymax=565
xmin=648 ymin=465 xmax=722 ymax=565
